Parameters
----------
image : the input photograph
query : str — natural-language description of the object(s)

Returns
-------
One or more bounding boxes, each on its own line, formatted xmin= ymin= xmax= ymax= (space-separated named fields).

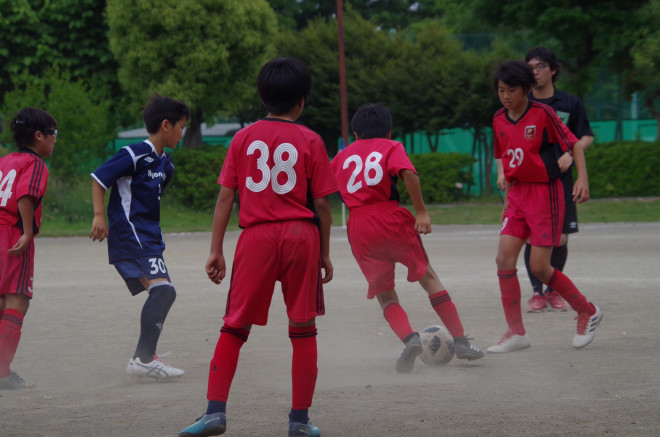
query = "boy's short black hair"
xmin=257 ymin=57 xmax=311 ymax=116
xmin=143 ymin=95 xmax=191 ymax=134
xmin=493 ymin=60 xmax=536 ymax=94
xmin=525 ymin=46 xmax=560 ymax=82
xmin=10 ymin=107 xmax=57 ymax=148
xmin=351 ymin=103 xmax=392 ymax=139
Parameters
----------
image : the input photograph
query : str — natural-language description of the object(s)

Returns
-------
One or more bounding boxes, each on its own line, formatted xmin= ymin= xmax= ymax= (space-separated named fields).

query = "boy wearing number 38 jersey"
xmin=331 ymin=103 xmax=483 ymax=375
xmin=180 ymin=58 xmax=337 ymax=437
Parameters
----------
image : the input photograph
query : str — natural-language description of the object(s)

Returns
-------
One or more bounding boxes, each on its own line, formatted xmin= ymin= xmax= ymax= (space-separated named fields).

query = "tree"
xmin=629 ymin=0 xmax=660 ymax=140
xmin=0 ymin=0 xmax=119 ymax=108
xmin=106 ymin=0 xmax=277 ymax=147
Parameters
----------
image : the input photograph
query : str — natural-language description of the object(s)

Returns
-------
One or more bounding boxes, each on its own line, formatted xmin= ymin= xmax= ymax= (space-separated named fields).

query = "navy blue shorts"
xmin=113 ymin=256 xmax=171 ymax=295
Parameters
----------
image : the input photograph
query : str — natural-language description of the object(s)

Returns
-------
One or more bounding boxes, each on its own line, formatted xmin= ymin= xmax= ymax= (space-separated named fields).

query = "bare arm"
xmin=90 ymin=179 xmax=108 ymax=241
xmin=496 ymin=158 xmax=506 ymax=190
xmin=8 ymin=196 xmax=35 ymax=255
xmin=401 ymin=169 xmax=431 ymax=234
xmin=312 ymin=195 xmax=333 ymax=284
xmin=205 ymin=186 xmax=235 ymax=284
xmin=571 ymin=140 xmax=590 ymax=204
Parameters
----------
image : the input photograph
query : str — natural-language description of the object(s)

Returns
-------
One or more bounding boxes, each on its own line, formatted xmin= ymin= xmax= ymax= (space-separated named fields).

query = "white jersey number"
xmin=245 ymin=141 xmax=298 ymax=195
xmin=343 ymin=152 xmax=383 ymax=193
xmin=0 ymin=169 xmax=17 ymax=207
xmin=506 ymin=148 xmax=524 ymax=168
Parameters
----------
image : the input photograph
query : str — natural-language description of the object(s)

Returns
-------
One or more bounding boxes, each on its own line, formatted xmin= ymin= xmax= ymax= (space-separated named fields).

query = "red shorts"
xmin=0 ymin=226 xmax=35 ymax=299
xmin=347 ymin=202 xmax=428 ymax=298
xmin=224 ymin=219 xmax=324 ymax=327
xmin=502 ymin=180 xmax=564 ymax=247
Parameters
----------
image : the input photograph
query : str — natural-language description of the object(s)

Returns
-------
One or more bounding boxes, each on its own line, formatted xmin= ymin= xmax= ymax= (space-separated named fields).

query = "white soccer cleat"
xmin=126 ymin=356 xmax=184 ymax=380
xmin=573 ymin=304 xmax=603 ymax=349
xmin=486 ymin=330 xmax=531 ymax=353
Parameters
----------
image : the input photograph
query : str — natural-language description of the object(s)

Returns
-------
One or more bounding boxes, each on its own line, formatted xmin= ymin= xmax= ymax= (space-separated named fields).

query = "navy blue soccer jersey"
xmin=91 ymin=141 xmax=174 ymax=263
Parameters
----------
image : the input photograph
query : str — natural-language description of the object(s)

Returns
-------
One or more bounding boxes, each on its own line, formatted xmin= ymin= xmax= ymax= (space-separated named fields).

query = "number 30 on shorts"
xmin=149 ymin=257 xmax=167 ymax=275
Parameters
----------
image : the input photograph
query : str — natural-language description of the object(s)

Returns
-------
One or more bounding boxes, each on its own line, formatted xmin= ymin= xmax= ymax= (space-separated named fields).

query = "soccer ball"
xmin=419 ymin=325 xmax=455 ymax=366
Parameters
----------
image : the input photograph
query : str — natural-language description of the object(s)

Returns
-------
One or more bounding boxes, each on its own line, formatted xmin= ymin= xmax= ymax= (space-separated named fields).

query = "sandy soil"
xmin=1 ymin=222 xmax=659 ymax=437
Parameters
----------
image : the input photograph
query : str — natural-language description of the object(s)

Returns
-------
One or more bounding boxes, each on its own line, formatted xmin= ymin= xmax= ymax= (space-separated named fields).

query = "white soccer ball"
xmin=419 ymin=325 xmax=455 ymax=366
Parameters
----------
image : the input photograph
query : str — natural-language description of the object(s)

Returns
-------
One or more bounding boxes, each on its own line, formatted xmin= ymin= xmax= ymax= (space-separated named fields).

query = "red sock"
xmin=428 ymin=290 xmax=465 ymax=338
xmin=0 ymin=309 xmax=24 ymax=378
xmin=546 ymin=269 xmax=594 ymax=315
xmin=383 ymin=303 xmax=414 ymax=341
xmin=207 ymin=325 xmax=250 ymax=402
xmin=497 ymin=269 xmax=525 ymax=335
xmin=290 ymin=325 xmax=318 ymax=410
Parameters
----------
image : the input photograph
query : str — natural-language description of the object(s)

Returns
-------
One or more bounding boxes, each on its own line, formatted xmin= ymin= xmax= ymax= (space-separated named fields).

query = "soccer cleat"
xmin=544 ymin=290 xmax=568 ymax=311
xmin=126 ymin=355 xmax=184 ymax=380
xmin=179 ymin=412 xmax=226 ymax=437
xmin=486 ymin=330 xmax=531 ymax=353
xmin=395 ymin=332 xmax=423 ymax=373
xmin=525 ymin=292 xmax=548 ymax=312
xmin=453 ymin=336 xmax=485 ymax=360
xmin=0 ymin=370 xmax=35 ymax=390
xmin=288 ymin=421 xmax=321 ymax=437
xmin=573 ymin=304 xmax=603 ymax=349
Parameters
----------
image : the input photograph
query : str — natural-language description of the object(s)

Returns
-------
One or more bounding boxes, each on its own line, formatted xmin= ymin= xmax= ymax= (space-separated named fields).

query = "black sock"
xmin=134 ymin=283 xmax=177 ymax=362
xmin=206 ymin=400 xmax=226 ymax=415
xmin=289 ymin=409 xmax=309 ymax=424
xmin=524 ymin=243 xmax=544 ymax=294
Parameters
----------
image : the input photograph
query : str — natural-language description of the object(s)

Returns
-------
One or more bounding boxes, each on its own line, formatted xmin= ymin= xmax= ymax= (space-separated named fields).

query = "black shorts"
xmin=559 ymin=170 xmax=578 ymax=234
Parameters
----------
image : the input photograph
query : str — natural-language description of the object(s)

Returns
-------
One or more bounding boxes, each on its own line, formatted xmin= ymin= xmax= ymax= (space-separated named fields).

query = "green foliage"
xmin=0 ymin=69 xmax=115 ymax=182
xmin=585 ymin=141 xmax=660 ymax=197
xmin=106 ymin=0 xmax=277 ymax=147
xmin=169 ymin=145 xmax=227 ymax=211
xmin=397 ymin=152 xmax=476 ymax=204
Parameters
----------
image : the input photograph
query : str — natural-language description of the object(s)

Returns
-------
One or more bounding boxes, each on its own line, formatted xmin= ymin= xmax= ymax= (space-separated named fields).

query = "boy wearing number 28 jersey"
xmin=180 ymin=58 xmax=337 ymax=437
xmin=331 ymin=103 xmax=483 ymax=375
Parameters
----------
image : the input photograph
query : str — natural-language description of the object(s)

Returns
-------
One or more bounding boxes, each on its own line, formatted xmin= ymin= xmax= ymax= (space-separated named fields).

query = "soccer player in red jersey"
xmin=488 ymin=61 xmax=602 ymax=353
xmin=179 ymin=58 xmax=337 ymax=437
xmin=331 ymin=103 xmax=484 ymax=374
xmin=0 ymin=108 xmax=56 ymax=390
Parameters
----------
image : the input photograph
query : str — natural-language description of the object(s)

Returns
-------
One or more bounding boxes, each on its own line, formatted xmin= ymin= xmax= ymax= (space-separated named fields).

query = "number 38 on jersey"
xmin=245 ymin=141 xmax=298 ymax=195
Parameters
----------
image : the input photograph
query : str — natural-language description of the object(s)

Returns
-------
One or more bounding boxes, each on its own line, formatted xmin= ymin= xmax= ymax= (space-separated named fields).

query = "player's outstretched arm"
xmin=312 ymin=195 xmax=333 ymax=284
xmin=8 ymin=196 xmax=35 ymax=255
xmin=90 ymin=179 xmax=108 ymax=242
xmin=571 ymin=140 xmax=590 ymax=204
xmin=401 ymin=169 xmax=431 ymax=234
xmin=206 ymin=185 xmax=235 ymax=285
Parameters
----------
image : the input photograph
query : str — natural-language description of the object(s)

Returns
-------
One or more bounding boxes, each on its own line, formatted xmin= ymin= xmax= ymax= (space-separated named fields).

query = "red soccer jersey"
xmin=0 ymin=149 xmax=49 ymax=234
xmin=493 ymin=101 xmax=578 ymax=183
xmin=331 ymin=138 xmax=416 ymax=210
xmin=219 ymin=119 xmax=338 ymax=228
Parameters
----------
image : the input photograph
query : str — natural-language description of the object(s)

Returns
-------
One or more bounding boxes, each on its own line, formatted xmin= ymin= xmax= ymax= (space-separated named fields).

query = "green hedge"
xmin=170 ymin=145 xmax=227 ymax=211
xmin=397 ymin=152 xmax=476 ymax=204
xmin=585 ymin=141 xmax=660 ymax=197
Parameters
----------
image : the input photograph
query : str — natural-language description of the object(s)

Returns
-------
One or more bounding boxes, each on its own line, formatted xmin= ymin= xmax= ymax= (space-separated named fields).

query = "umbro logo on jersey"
xmin=144 ymin=156 xmax=154 ymax=163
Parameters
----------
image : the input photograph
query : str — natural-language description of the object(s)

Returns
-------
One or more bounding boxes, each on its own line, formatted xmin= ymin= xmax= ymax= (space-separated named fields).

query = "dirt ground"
xmin=2 ymin=222 xmax=659 ymax=437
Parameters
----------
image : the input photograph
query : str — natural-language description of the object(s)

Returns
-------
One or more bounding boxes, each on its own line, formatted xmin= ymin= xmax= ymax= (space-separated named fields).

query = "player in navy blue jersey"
xmin=522 ymin=47 xmax=594 ymax=313
xmin=90 ymin=95 xmax=190 ymax=379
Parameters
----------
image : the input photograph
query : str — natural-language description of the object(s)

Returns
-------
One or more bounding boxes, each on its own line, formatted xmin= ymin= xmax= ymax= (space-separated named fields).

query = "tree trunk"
xmin=645 ymin=90 xmax=660 ymax=141
xmin=182 ymin=107 xmax=204 ymax=148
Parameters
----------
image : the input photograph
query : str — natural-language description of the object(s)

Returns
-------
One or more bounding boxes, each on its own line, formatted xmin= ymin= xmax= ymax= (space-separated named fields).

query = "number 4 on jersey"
xmin=0 ymin=169 xmax=17 ymax=207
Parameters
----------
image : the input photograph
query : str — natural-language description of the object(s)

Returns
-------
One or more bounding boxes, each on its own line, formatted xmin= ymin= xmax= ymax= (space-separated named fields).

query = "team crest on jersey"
xmin=524 ymin=125 xmax=536 ymax=140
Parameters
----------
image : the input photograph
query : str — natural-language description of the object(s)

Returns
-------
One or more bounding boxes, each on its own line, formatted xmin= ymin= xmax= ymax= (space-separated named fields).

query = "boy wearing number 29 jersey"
xmin=180 ymin=58 xmax=336 ymax=437
xmin=488 ymin=61 xmax=601 ymax=355
xmin=331 ymin=103 xmax=483 ymax=376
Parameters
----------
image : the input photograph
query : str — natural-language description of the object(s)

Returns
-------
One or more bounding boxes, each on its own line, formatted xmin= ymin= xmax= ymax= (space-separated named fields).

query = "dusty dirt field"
xmin=2 ymin=222 xmax=659 ymax=437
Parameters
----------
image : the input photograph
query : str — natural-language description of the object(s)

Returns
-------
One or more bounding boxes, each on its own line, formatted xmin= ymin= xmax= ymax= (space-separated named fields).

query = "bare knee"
xmin=376 ymin=290 xmax=398 ymax=310
xmin=4 ymin=295 xmax=30 ymax=315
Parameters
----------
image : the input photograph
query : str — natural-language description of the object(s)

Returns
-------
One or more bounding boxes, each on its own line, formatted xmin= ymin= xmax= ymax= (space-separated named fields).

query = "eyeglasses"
xmin=531 ymin=63 xmax=549 ymax=71
xmin=41 ymin=129 xmax=58 ymax=137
